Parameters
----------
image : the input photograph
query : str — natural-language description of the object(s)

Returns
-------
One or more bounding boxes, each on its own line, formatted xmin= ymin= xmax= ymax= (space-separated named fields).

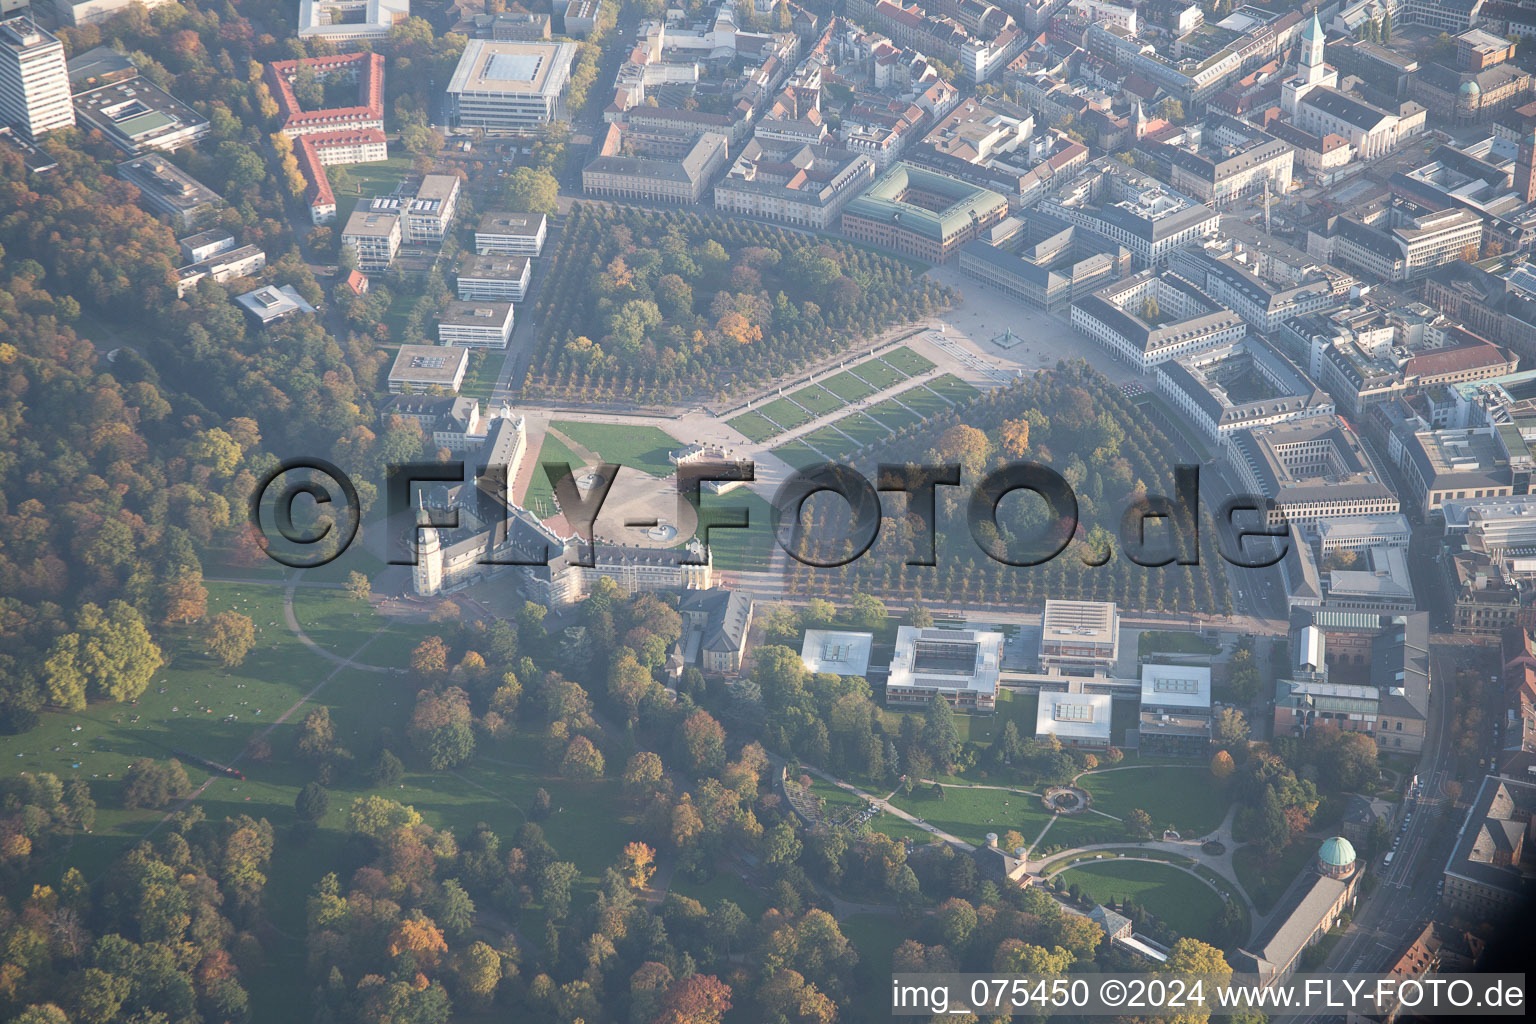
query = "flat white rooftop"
xmin=1041 ymin=600 xmax=1120 ymax=648
xmin=1035 ymin=690 xmax=1112 ymax=743
xmin=800 ymin=629 xmax=873 ymax=676
xmin=887 ymin=625 xmax=1003 ymax=696
xmin=1139 ymin=663 xmax=1212 ymax=710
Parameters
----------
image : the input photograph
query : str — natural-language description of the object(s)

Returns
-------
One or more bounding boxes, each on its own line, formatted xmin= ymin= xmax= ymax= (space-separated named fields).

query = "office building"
xmin=1138 ymin=663 xmax=1212 ymax=756
xmin=117 ymin=153 xmax=222 ymax=228
xmin=446 ymin=40 xmax=576 ymax=128
xmin=1035 ymin=691 xmax=1113 ymax=749
xmin=457 ymin=253 xmax=530 ymax=301
xmin=389 ymin=344 xmax=470 ymax=394
xmin=0 ymin=15 xmax=73 ymax=141
xmin=886 ymin=625 xmax=1003 ymax=711
xmin=341 ymin=209 xmax=401 ymax=272
xmin=1038 ymin=600 xmax=1120 ymax=674
xmin=235 ymin=284 xmax=317 ymax=325
xmin=476 ymin=211 xmax=546 ymax=255
xmin=714 ymin=141 xmax=876 ymax=230
xmin=437 ymin=300 xmax=514 ymax=349
xmin=800 ymin=630 xmax=874 ymax=677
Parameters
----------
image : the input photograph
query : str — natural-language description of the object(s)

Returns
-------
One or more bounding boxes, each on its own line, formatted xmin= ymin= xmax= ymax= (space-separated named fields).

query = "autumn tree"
xmin=999 ymin=417 xmax=1031 ymax=457
xmin=560 ymin=734 xmax=606 ymax=779
xmin=344 ymin=571 xmax=371 ymax=601
xmin=206 ymin=610 xmax=256 ymax=668
xmin=654 ymin=974 xmax=733 ymax=1024
xmin=411 ymin=635 xmax=450 ymax=680
xmin=619 ymin=841 xmax=657 ymax=889
xmin=409 ymin=686 xmax=476 ymax=770
xmin=1210 ymin=749 xmax=1236 ymax=780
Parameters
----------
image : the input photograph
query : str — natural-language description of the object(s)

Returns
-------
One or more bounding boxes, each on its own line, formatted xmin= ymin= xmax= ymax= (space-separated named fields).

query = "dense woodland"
xmin=527 ymin=205 xmax=957 ymax=404
xmin=783 ymin=364 xmax=1234 ymax=614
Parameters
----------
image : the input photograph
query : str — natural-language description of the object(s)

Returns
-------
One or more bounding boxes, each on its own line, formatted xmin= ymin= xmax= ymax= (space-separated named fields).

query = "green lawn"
xmin=550 ymin=420 xmax=681 ymax=477
xmin=458 ymin=350 xmax=503 ymax=402
xmin=726 ymin=409 xmax=780 ymax=443
xmin=926 ymin=373 xmax=981 ymax=405
xmin=1138 ymin=630 xmax=1220 ymax=658
xmin=670 ymin=867 xmax=769 ymax=920
xmin=692 ymin=487 xmax=775 ymax=573
xmin=882 ymin=345 xmax=936 ymax=376
xmin=866 ymin=399 xmax=923 ymax=431
xmin=821 ymin=371 xmax=877 ymax=402
xmin=1056 ymin=860 xmax=1226 ymax=943
xmin=772 ymin=440 xmax=829 ymax=471
xmin=801 ymin=425 xmax=861 ymax=462
xmin=520 ymin=431 xmax=588 ymax=518
xmin=1037 ymin=811 xmax=1129 ymax=853
xmin=786 ymin=384 xmax=843 ymax=417
xmin=1234 ymin=840 xmax=1315 ymax=915
xmin=1080 ymin=766 xmax=1230 ymax=838
xmin=895 ymin=383 xmax=954 ymax=419
xmin=835 ymin=412 xmax=893 ymax=449
xmin=888 ymin=784 xmax=1054 ymax=848
xmin=850 ymin=358 xmax=905 ymax=390
xmin=842 ymin=913 xmax=907 ymax=974
xmin=331 ymin=155 xmax=413 ymax=229
xmin=759 ymin=397 xmax=815 ymax=432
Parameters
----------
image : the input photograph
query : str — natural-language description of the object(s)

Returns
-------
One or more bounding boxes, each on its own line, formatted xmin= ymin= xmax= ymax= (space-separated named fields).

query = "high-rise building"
xmin=0 ymin=15 xmax=74 ymax=141
xmin=1516 ymin=127 xmax=1536 ymax=204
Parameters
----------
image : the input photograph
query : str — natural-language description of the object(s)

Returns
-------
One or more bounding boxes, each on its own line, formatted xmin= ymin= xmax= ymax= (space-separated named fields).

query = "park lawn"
xmin=821 ymin=371 xmax=877 ymax=401
xmin=807 ymin=775 xmax=871 ymax=817
xmin=786 ymin=384 xmax=844 ymax=418
xmin=289 ymin=585 xmax=436 ymax=671
xmin=772 ymin=439 xmax=829 ymax=471
xmin=866 ymin=398 xmax=923 ymax=431
xmin=331 ymin=155 xmax=413 ymax=228
xmin=841 ymin=913 xmax=908 ymax=974
xmin=692 ymin=487 xmax=775 ymax=572
xmin=895 ymin=383 xmax=954 ymax=420
xmin=835 ymin=412 xmax=893 ymax=449
xmin=882 ymin=345 xmax=936 ymax=376
xmin=1056 ymin=860 xmax=1225 ymax=943
xmin=727 ymin=409 xmax=779 ymax=443
xmin=850 ymin=357 xmax=905 ymax=390
xmin=1080 ymin=765 xmax=1230 ymax=837
xmin=550 ymin=420 xmax=681 ymax=478
xmin=1037 ymin=811 xmax=1128 ymax=853
xmin=1137 ymin=630 xmax=1219 ymax=657
xmin=520 ymin=431 xmax=587 ymax=517
xmin=926 ymin=373 xmax=981 ymax=405
xmin=801 ymin=425 xmax=862 ymax=462
xmin=888 ymin=784 xmax=1054 ymax=848
xmin=458 ymin=350 xmax=502 ymax=402
xmin=1234 ymin=839 xmax=1315 ymax=915
xmin=759 ymin=397 xmax=815 ymax=432
xmin=670 ymin=867 xmax=769 ymax=920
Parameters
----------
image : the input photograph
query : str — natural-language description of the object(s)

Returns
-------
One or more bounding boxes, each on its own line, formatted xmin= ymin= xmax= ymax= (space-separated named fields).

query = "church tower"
xmin=414 ymin=502 xmax=443 ymax=597
xmin=1299 ymin=9 xmax=1325 ymax=86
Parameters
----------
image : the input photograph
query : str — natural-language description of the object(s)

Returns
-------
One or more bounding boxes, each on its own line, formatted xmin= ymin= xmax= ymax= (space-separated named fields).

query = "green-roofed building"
xmin=1317 ymin=836 xmax=1356 ymax=878
xmin=841 ymin=162 xmax=1009 ymax=263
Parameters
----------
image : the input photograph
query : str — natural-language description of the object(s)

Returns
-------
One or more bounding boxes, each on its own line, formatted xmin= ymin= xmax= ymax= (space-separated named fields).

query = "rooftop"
xmin=843 ymin=162 xmax=1009 ymax=243
xmin=447 ymin=39 xmax=576 ymax=97
xmin=800 ymin=629 xmax=874 ymax=677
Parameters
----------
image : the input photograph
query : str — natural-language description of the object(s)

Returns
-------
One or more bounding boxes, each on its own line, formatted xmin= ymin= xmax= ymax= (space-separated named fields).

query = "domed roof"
xmin=1318 ymin=836 xmax=1356 ymax=868
xmin=1461 ymin=79 xmax=1482 ymax=96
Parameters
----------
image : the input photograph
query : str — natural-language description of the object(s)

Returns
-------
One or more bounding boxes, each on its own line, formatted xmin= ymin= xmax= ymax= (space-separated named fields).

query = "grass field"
xmin=550 ymin=420 xmax=680 ymax=477
xmin=882 ymin=345 xmax=936 ymax=376
xmin=1081 ymin=765 xmax=1230 ymax=837
xmin=786 ymin=384 xmax=843 ymax=417
xmin=801 ymin=425 xmax=861 ymax=462
xmin=888 ymin=784 xmax=1054 ymax=848
xmin=866 ymin=399 xmax=923 ymax=431
xmin=519 ymin=430 xmax=587 ymax=517
xmin=842 ymin=913 xmax=908 ymax=974
xmin=821 ymin=371 xmax=877 ymax=401
xmin=693 ymin=488 xmax=776 ymax=572
xmin=1037 ymin=811 xmax=1129 ymax=852
xmin=457 ymin=351 xmax=503 ymax=402
xmin=1137 ymin=630 xmax=1220 ymax=657
xmin=836 ymin=412 xmax=893 ymax=449
xmin=727 ymin=409 xmax=781 ymax=443
xmin=759 ymin=397 xmax=815 ymax=432
xmin=331 ymin=155 xmax=413 ymax=228
xmin=926 ymin=373 xmax=981 ymax=405
xmin=895 ymin=383 xmax=955 ymax=419
xmin=771 ymin=439 xmax=827 ymax=472
xmin=1234 ymin=839 xmax=1315 ymax=915
xmin=1056 ymin=859 xmax=1225 ymax=942
xmin=670 ymin=867 xmax=769 ymax=920
xmin=850 ymin=358 xmax=906 ymax=390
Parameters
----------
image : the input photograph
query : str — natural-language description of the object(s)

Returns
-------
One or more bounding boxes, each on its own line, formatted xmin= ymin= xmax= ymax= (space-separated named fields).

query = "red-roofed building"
xmin=343 ymin=269 xmax=369 ymax=295
xmin=265 ymin=53 xmax=389 ymax=224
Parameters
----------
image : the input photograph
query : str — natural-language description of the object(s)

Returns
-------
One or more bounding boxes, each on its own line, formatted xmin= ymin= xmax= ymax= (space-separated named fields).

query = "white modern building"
xmin=54 ymin=0 xmax=176 ymax=27
xmin=1138 ymin=663 xmax=1213 ymax=756
xmin=446 ymin=40 xmax=576 ymax=129
xmin=1038 ymin=600 xmax=1120 ymax=675
xmin=476 ymin=211 xmax=547 ymax=255
xmin=0 ymin=15 xmax=73 ymax=141
xmin=1035 ymin=691 xmax=1113 ymax=749
xmin=389 ymin=345 xmax=470 ymax=393
xmin=341 ymin=209 xmax=401 ymax=272
xmin=437 ymin=301 xmax=514 ymax=349
xmin=800 ymin=629 xmax=874 ymax=677
xmin=297 ymin=0 xmax=410 ymax=42
xmin=886 ymin=625 xmax=1003 ymax=711
xmin=457 ymin=253 xmax=530 ymax=301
